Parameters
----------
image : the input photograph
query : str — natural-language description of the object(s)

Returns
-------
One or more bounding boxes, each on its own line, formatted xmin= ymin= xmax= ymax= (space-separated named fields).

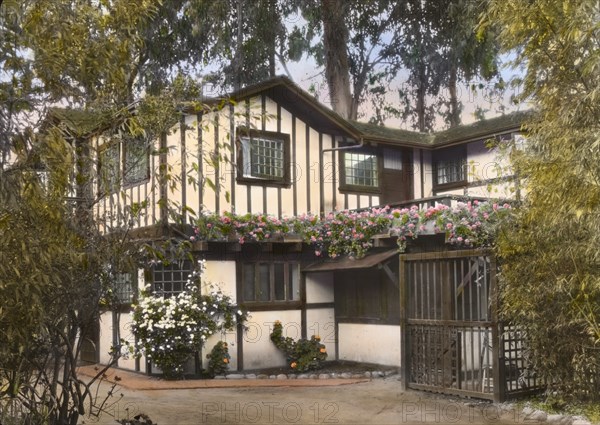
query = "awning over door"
xmin=303 ymin=249 xmax=398 ymax=272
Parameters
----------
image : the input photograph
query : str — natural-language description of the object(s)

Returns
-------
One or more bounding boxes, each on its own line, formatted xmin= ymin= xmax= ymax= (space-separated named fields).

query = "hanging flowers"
xmin=193 ymin=201 xmax=513 ymax=259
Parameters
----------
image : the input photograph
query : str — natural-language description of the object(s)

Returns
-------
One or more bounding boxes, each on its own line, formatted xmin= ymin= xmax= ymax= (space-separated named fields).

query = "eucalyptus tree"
xmin=290 ymin=0 xmax=405 ymax=120
xmin=289 ymin=0 xmax=500 ymax=127
xmin=398 ymin=0 xmax=501 ymax=131
xmin=184 ymin=0 xmax=296 ymax=92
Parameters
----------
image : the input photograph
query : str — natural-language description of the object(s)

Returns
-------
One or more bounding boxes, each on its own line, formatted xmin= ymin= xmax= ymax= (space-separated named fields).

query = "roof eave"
xmin=181 ymin=76 xmax=363 ymax=141
xmin=433 ymin=126 xmax=523 ymax=148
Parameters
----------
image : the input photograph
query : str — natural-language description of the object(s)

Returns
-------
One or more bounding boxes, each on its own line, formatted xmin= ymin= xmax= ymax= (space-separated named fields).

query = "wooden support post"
xmin=399 ymin=255 xmax=408 ymax=391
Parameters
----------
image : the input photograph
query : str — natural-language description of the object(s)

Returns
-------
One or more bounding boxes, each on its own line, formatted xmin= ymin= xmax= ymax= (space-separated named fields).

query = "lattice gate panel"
xmin=501 ymin=325 xmax=545 ymax=397
xmin=400 ymin=250 xmax=500 ymax=401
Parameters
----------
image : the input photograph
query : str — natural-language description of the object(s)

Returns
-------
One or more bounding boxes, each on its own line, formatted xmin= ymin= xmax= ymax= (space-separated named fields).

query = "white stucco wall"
xmin=466 ymin=139 xmax=516 ymax=199
xmin=202 ymin=261 xmax=237 ymax=302
xmin=305 ymin=308 xmax=336 ymax=360
xmin=305 ymin=272 xmax=334 ymax=304
xmin=117 ymin=311 xmax=136 ymax=370
xmin=338 ymin=324 xmax=401 ymax=366
xmin=421 ymin=150 xmax=434 ymax=198
xmin=240 ymin=310 xmax=302 ymax=370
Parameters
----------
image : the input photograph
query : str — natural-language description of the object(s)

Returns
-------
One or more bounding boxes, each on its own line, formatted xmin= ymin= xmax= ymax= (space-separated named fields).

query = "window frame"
xmin=236 ymin=128 xmax=291 ymax=187
xmin=150 ymin=260 xmax=194 ymax=298
xmin=239 ymin=261 xmax=301 ymax=308
xmin=123 ymin=136 xmax=150 ymax=187
xmin=433 ymin=145 xmax=467 ymax=190
xmin=339 ymin=147 xmax=382 ymax=194
xmin=114 ymin=271 xmax=137 ymax=305
xmin=98 ymin=142 xmax=121 ymax=195
xmin=98 ymin=136 xmax=150 ymax=196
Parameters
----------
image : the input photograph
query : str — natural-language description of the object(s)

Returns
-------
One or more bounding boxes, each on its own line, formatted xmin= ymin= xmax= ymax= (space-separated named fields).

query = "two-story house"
xmin=52 ymin=76 xmax=528 ymax=399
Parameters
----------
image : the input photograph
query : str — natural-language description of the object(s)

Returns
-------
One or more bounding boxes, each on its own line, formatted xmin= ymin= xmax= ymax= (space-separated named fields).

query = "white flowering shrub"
xmin=130 ymin=260 xmax=248 ymax=379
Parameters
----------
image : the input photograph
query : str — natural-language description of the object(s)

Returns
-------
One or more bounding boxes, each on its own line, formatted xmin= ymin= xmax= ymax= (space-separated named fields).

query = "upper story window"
xmin=124 ymin=137 xmax=149 ymax=185
xmin=340 ymin=149 xmax=380 ymax=193
xmin=241 ymin=262 xmax=300 ymax=304
xmin=236 ymin=128 xmax=290 ymax=186
xmin=98 ymin=136 xmax=149 ymax=195
xmin=433 ymin=146 xmax=467 ymax=188
xmin=99 ymin=143 xmax=120 ymax=194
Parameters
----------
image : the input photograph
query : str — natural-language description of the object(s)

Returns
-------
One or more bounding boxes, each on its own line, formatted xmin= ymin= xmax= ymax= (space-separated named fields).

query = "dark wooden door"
xmin=80 ymin=318 xmax=99 ymax=364
xmin=380 ymin=148 xmax=413 ymax=204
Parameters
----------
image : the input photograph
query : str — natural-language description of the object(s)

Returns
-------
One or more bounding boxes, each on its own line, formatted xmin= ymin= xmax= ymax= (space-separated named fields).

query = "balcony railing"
xmin=361 ymin=194 xmax=518 ymax=212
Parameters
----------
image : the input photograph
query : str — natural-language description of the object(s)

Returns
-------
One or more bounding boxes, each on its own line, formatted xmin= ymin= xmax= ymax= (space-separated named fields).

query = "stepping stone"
xmin=226 ymin=374 xmax=245 ymax=380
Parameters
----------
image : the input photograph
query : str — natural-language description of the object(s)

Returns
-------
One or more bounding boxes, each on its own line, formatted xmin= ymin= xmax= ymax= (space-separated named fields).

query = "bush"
xmin=206 ymin=341 xmax=231 ymax=377
xmin=130 ymin=260 xmax=247 ymax=379
xmin=270 ymin=321 xmax=327 ymax=372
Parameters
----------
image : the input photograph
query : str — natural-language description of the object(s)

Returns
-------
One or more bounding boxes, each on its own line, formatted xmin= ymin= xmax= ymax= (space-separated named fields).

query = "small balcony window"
xmin=340 ymin=149 xmax=380 ymax=193
xmin=434 ymin=146 xmax=467 ymax=189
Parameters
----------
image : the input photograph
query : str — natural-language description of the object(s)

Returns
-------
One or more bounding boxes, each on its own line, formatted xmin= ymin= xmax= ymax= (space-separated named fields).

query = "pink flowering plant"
xmin=287 ymin=208 xmax=393 ymax=259
xmin=192 ymin=212 xmax=290 ymax=244
xmin=129 ymin=260 xmax=248 ymax=379
xmin=192 ymin=201 xmax=513 ymax=259
xmin=441 ymin=201 xmax=512 ymax=247
xmin=389 ymin=205 xmax=422 ymax=251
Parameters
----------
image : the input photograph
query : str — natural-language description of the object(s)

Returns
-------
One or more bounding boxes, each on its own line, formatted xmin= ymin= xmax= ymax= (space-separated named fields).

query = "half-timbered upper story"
xmin=49 ymin=76 xmax=528 ymax=234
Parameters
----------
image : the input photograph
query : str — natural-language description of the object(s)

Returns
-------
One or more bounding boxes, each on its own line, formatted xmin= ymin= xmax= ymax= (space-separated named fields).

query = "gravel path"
xmin=78 ymin=367 xmax=531 ymax=425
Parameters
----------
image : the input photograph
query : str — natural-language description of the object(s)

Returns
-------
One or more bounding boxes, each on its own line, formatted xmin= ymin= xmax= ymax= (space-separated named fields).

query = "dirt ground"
xmin=77 ymin=368 xmax=529 ymax=425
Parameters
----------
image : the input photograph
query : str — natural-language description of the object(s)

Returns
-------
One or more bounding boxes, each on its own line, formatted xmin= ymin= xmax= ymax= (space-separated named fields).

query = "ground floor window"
xmin=241 ymin=262 xmax=300 ymax=303
xmin=151 ymin=260 xmax=194 ymax=297
xmin=115 ymin=272 xmax=136 ymax=304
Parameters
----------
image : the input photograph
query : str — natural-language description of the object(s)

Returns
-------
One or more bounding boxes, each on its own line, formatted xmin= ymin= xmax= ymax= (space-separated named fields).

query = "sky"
xmin=282 ymin=54 xmax=526 ymax=131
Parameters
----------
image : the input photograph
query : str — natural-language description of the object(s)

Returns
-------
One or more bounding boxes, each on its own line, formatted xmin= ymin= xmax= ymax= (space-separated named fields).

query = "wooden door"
xmin=380 ymin=148 xmax=413 ymax=205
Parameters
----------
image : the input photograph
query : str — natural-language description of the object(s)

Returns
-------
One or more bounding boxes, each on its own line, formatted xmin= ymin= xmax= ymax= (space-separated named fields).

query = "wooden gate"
xmin=399 ymin=249 xmax=544 ymax=401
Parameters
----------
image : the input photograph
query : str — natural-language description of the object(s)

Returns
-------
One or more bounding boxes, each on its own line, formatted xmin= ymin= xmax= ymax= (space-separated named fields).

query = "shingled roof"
xmin=432 ymin=110 xmax=532 ymax=147
xmin=350 ymin=121 xmax=432 ymax=147
xmin=48 ymin=76 xmax=530 ymax=147
xmin=210 ymin=76 xmax=529 ymax=148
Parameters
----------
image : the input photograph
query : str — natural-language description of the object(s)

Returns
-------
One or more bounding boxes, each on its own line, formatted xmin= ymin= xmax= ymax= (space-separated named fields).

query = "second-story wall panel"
xmin=92 ymin=89 xmax=523 ymax=231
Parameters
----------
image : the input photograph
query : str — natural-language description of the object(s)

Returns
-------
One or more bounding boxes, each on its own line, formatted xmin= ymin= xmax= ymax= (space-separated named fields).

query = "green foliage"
xmin=23 ymin=0 xmax=161 ymax=105
xmin=0 ymin=129 xmax=135 ymax=423
xmin=0 ymin=1 xmax=219 ymax=421
xmin=206 ymin=341 xmax=231 ymax=378
xmin=270 ymin=321 xmax=327 ymax=372
xmin=485 ymin=0 xmax=600 ymax=400
xmin=184 ymin=0 xmax=294 ymax=90
xmin=292 ymin=0 xmax=500 ymax=125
